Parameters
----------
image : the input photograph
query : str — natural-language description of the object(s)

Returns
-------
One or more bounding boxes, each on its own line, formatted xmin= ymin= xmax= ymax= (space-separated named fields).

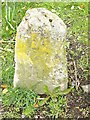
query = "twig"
xmin=73 ymin=60 xmax=80 ymax=90
xmin=0 ymin=40 xmax=15 ymax=44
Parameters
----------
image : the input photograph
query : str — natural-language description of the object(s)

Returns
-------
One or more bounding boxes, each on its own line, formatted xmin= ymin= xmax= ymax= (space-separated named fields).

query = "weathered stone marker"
xmin=14 ymin=8 xmax=68 ymax=94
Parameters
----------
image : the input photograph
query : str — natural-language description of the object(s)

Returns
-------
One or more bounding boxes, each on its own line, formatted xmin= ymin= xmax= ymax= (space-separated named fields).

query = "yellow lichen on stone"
xmin=15 ymin=32 xmax=54 ymax=78
xmin=16 ymin=32 xmax=65 ymax=72
xmin=29 ymin=33 xmax=53 ymax=78
xmin=31 ymin=41 xmax=37 ymax=49
xmin=16 ymin=40 xmax=27 ymax=59
xmin=39 ymin=38 xmax=52 ymax=55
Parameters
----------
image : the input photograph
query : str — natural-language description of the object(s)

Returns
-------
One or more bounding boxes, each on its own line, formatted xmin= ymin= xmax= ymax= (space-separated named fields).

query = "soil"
xmin=66 ymin=88 xmax=90 ymax=119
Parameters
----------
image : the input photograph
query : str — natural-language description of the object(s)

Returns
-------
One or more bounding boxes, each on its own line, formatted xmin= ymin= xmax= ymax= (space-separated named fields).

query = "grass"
xmin=1 ymin=2 xmax=89 ymax=119
xmin=2 ymin=86 xmax=69 ymax=118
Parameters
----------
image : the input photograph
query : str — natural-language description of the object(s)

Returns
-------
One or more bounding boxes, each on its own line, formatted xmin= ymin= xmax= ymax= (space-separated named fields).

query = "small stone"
xmin=82 ymin=84 xmax=90 ymax=93
xmin=21 ymin=114 xmax=25 ymax=118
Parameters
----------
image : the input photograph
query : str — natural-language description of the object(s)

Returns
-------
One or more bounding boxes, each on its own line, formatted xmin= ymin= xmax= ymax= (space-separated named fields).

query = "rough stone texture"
xmin=14 ymin=8 xmax=68 ymax=94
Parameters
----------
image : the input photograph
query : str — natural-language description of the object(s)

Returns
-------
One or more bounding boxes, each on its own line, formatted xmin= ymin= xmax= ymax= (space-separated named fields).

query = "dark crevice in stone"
xmin=49 ymin=19 xmax=52 ymax=22
xmin=44 ymin=14 xmax=47 ymax=17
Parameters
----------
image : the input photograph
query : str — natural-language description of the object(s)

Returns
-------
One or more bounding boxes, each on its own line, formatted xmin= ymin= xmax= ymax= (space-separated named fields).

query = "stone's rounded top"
xmin=17 ymin=8 xmax=66 ymax=41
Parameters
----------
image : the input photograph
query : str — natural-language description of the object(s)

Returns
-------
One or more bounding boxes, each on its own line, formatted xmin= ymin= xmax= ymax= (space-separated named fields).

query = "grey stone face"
xmin=14 ymin=8 xmax=68 ymax=94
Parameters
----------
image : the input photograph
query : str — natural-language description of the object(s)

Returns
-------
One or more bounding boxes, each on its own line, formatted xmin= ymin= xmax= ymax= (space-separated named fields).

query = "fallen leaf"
xmin=71 ymin=6 xmax=74 ymax=10
xmin=2 ymin=88 xmax=8 ymax=94
xmin=0 ymin=40 xmax=3 ymax=44
xmin=1 ymin=84 xmax=8 ymax=89
xmin=6 ymin=26 xmax=9 ymax=31
xmin=34 ymin=103 xmax=38 ymax=108
xmin=80 ymin=4 xmax=85 ymax=9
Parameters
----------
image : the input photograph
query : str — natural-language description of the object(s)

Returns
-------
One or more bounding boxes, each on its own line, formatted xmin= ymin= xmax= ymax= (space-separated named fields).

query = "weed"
xmin=2 ymin=87 xmax=38 ymax=118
